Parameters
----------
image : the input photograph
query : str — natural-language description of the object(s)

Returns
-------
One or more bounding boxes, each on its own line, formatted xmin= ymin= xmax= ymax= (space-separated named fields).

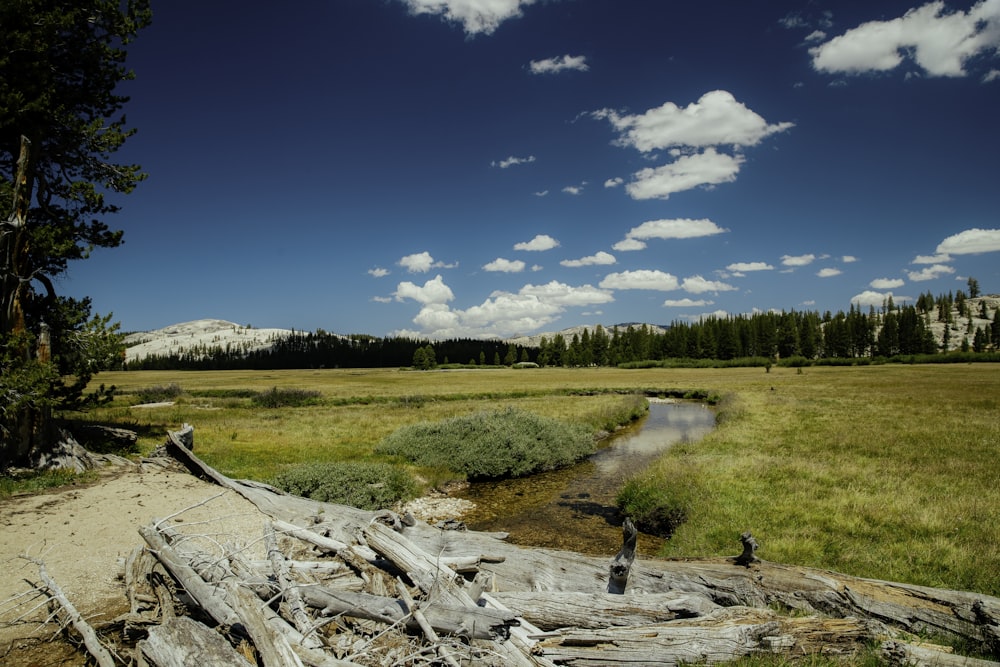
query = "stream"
xmin=454 ymin=400 xmax=716 ymax=556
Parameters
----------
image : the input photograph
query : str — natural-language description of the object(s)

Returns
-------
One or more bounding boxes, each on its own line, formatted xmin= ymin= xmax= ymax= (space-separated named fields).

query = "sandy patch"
xmin=0 ymin=461 xmax=266 ymax=659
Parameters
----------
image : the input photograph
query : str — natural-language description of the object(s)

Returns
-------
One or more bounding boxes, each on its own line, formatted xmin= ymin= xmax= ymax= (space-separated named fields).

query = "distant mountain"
xmin=123 ymin=319 xmax=295 ymax=363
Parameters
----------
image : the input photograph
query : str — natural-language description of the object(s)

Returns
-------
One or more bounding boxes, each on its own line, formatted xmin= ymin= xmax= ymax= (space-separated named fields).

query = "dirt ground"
xmin=0 ymin=460 xmax=266 ymax=665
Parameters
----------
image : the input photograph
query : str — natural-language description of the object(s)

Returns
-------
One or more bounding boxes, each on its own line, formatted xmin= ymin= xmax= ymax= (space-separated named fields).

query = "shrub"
xmin=375 ymin=407 xmax=595 ymax=480
xmin=616 ymin=458 xmax=704 ymax=538
xmin=270 ymin=461 xmax=416 ymax=510
xmin=251 ymin=387 xmax=322 ymax=408
xmin=135 ymin=383 xmax=183 ymax=404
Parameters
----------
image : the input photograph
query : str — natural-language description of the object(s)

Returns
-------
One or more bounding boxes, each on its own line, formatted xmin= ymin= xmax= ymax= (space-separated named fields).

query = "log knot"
xmin=734 ymin=531 xmax=760 ymax=567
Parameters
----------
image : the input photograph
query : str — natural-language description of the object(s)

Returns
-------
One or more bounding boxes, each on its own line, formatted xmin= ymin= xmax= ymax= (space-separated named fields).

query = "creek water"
xmin=454 ymin=400 xmax=716 ymax=556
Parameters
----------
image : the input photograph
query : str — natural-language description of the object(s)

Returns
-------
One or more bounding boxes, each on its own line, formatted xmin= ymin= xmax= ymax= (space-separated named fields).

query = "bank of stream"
xmin=454 ymin=400 xmax=716 ymax=557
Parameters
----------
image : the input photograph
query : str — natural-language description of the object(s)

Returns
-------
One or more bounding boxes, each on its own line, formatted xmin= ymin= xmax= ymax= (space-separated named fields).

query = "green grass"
xmin=41 ymin=363 xmax=1000 ymax=597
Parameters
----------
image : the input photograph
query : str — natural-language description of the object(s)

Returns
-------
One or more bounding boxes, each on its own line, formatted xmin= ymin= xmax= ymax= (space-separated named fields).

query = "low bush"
xmin=270 ymin=461 xmax=416 ymax=510
xmin=134 ymin=383 xmax=183 ymax=404
xmin=616 ymin=457 xmax=704 ymax=538
xmin=251 ymin=387 xmax=322 ymax=408
xmin=375 ymin=407 xmax=595 ymax=480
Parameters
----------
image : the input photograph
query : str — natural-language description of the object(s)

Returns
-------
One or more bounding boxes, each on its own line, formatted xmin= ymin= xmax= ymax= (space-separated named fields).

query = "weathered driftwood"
xmin=138 ymin=615 xmax=252 ymax=667
xmin=608 ymin=517 xmax=637 ymax=594
xmin=155 ymin=426 xmax=1000 ymax=665
xmin=27 ymin=557 xmax=116 ymax=667
xmin=227 ymin=582 xmax=305 ymax=667
xmin=489 ymin=591 xmax=721 ymax=630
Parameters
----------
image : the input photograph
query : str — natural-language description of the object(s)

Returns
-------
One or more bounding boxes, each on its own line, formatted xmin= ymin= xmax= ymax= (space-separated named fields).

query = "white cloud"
xmin=907 ymin=263 xmax=956 ymax=281
xmin=912 ymin=253 xmax=952 ymax=264
xmin=851 ymin=290 xmax=912 ymax=307
xmin=805 ymin=29 xmax=827 ymax=42
xmin=870 ymin=277 xmax=905 ymax=289
xmin=393 ymin=274 xmax=455 ymax=305
xmin=514 ymin=234 xmax=559 ymax=251
xmin=519 ymin=280 xmax=614 ymax=306
xmin=936 ymin=227 xmax=1000 ymax=254
xmin=372 ymin=296 xmax=393 ymax=303
xmin=726 ymin=261 xmax=774 ymax=272
xmin=810 ymin=1 xmax=1000 ymax=77
xmin=842 ymin=255 xmax=859 ymax=263
xmin=663 ymin=298 xmax=713 ymax=307
xmin=492 ymin=155 xmax=536 ymax=168
xmin=562 ymin=184 xmax=585 ymax=195
xmin=604 ymin=177 xmax=624 ymax=188
xmin=560 ymin=251 xmax=617 ymax=267
xmin=681 ymin=275 xmax=738 ymax=294
xmin=483 ymin=257 xmax=525 ymax=272
xmin=531 ymin=264 xmax=543 ymax=272
xmin=625 ymin=217 xmax=729 ymax=241
xmin=781 ymin=253 xmax=816 ymax=267
xmin=612 ymin=238 xmax=647 ymax=252
xmin=985 ymin=69 xmax=1000 ymax=82
xmin=599 ymin=269 xmax=680 ymax=291
xmin=626 ymin=149 xmax=744 ymax=199
xmin=817 ymin=267 xmax=842 ymax=277
xmin=594 ymin=90 xmax=793 ymax=151
xmin=400 ymin=0 xmax=535 ymax=36
xmin=398 ymin=251 xmax=455 ymax=273
xmin=534 ymin=190 xmax=549 ymax=197
xmin=529 ymin=54 xmax=588 ymax=74
xmin=368 ymin=267 xmax=390 ymax=278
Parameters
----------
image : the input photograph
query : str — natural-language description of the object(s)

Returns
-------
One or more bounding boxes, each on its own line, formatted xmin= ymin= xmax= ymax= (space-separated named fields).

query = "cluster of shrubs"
xmin=270 ymin=461 xmax=416 ymax=510
xmin=376 ymin=407 xmax=595 ymax=480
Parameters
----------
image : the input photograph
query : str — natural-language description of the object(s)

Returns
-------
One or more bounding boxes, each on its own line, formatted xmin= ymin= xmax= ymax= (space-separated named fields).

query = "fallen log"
xmin=489 ymin=591 xmax=721 ymax=630
xmin=139 ymin=615 xmax=252 ymax=667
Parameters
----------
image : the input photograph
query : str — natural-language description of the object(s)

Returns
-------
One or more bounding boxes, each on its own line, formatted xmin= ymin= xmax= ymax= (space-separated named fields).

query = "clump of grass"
xmin=270 ymin=461 xmax=416 ymax=510
xmin=251 ymin=387 xmax=322 ymax=408
xmin=586 ymin=394 xmax=648 ymax=433
xmin=0 ymin=468 xmax=98 ymax=499
xmin=617 ymin=455 xmax=705 ymax=537
xmin=134 ymin=383 xmax=184 ymax=403
xmin=375 ymin=406 xmax=594 ymax=480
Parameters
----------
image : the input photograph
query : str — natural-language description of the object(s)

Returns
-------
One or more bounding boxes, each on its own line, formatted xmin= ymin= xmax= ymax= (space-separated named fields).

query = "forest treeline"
xmin=126 ymin=289 xmax=1000 ymax=371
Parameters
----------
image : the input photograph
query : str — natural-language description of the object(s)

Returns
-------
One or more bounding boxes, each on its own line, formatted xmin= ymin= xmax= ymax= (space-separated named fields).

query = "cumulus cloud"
xmin=492 ymin=155 xmax=536 ymax=168
xmin=599 ymin=269 xmax=680 ymax=291
xmin=398 ymin=251 xmax=456 ymax=273
xmin=560 ymin=251 xmax=616 ymax=267
xmin=593 ymin=90 xmax=794 ymax=151
xmin=870 ymin=277 xmax=905 ymax=289
xmin=625 ymin=149 xmax=744 ymax=199
xmin=368 ymin=267 xmax=390 ymax=278
xmin=850 ymin=290 xmax=912 ymax=307
xmin=817 ymin=267 xmax=843 ymax=277
xmin=810 ymin=1 xmax=1000 ymax=77
xmin=529 ymin=54 xmax=588 ymax=74
xmin=604 ymin=177 xmax=624 ymax=188
xmin=936 ymin=228 xmax=1000 ymax=254
xmin=781 ymin=253 xmax=817 ymax=267
xmin=483 ymin=257 xmax=525 ymax=272
xmin=399 ymin=0 xmax=535 ymax=36
xmin=394 ymin=274 xmax=455 ymax=305
xmin=394 ymin=280 xmax=613 ymax=339
xmin=663 ymin=298 xmax=713 ymax=307
xmin=726 ymin=261 xmax=774 ymax=272
xmin=622 ymin=218 xmax=729 ymax=245
xmin=612 ymin=238 xmax=647 ymax=252
xmin=907 ymin=263 xmax=956 ymax=281
xmin=842 ymin=255 xmax=859 ymax=263
xmin=681 ymin=275 xmax=738 ymax=294
xmin=912 ymin=253 xmax=952 ymax=264
xmin=562 ymin=184 xmax=585 ymax=195
xmin=985 ymin=69 xmax=1000 ymax=82
xmin=514 ymin=234 xmax=560 ymax=251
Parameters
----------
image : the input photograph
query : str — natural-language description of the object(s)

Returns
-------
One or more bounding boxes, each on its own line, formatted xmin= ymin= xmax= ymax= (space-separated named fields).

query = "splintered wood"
xmin=13 ymin=427 xmax=1000 ymax=666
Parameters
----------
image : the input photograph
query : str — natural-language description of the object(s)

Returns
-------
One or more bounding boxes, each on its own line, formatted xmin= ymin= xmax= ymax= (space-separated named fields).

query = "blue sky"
xmin=63 ymin=0 xmax=1000 ymax=338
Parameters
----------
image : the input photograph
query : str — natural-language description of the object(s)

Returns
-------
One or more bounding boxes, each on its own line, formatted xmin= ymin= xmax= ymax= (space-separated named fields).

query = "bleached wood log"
xmin=395 ymin=578 xmax=461 ymax=667
xmin=489 ymin=591 xmax=721 ymax=630
xmin=265 ymin=525 xmax=319 ymax=645
xmin=27 ymin=558 xmax=116 ymax=667
xmin=139 ymin=615 xmax=252 ymax=667
xmin=880 ymin=640 xmax=1000 ymax=667
xmin=532 ymin=607 xmax=880 ymax=667
xmin=608 ymin=518 xmax=637 ymax=594
xmin=227 ymin=582 xmax=305 ymax=667
xmin=298 ymin=583 xmax=516 ymax=640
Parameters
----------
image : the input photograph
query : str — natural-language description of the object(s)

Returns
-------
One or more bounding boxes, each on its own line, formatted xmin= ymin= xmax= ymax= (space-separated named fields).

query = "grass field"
xmin=72 ymin=363 xmax=1000 ymax=596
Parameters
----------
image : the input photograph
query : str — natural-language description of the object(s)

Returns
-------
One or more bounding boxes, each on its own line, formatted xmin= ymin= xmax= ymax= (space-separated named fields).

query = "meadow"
xmin=78 ymin=363 xmax=1000 ymax=596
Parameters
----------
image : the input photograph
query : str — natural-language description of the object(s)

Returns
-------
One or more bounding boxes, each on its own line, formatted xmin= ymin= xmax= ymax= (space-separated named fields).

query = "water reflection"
xmin=455 ymin=401 xmax=716 ymax=556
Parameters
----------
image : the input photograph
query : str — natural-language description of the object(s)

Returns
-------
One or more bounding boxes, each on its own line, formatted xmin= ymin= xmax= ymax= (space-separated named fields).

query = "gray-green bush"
xmin=375 ymin=406 xmax=594 ymax=479
xmin=270 ymin=461 xmax=415 ymax=510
